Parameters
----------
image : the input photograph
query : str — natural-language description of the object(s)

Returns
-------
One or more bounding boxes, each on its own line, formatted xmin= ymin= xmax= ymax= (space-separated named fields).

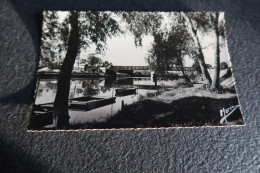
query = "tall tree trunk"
xmin=184 ymin=13 xmax=212 ymax=86
xmin=197 ymin=48 xmax=212 ymax=86
xmin=53 ymin=12 xmax=80 ymax=128
xmin=211 ymin=13 xmax=220 ymax=90
xmin=178 ymin=58 xmax=191 ymax=83
xmin=78 ymin=57 xmax=80 ymax=69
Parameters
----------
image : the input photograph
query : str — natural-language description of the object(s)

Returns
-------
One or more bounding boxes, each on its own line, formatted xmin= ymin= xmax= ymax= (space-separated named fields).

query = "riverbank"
xmin=142 ymin=83 xmax=237 ymax=103
xmin=70 ymin=84 xmax=244 ymax=129
xmin=37 ymin=72 xmax=108 ymax=79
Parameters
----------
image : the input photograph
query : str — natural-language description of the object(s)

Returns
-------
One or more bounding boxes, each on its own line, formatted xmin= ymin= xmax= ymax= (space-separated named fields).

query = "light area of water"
xmin=35 ymin=77 xmax=178 ymax=124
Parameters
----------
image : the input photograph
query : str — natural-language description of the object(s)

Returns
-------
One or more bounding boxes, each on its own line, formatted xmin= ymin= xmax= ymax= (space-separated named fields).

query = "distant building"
xmin=73 ymin=63 xmax=85 ymax=72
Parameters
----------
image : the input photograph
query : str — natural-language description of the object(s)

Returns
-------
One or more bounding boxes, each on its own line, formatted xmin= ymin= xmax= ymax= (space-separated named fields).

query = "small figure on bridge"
xmin=153 ymin=73 xmax=158 ymax=89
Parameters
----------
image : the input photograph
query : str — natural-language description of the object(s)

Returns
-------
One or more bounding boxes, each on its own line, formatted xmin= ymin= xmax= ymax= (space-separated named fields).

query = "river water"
xmin=35 ymin=77 xmax=179 ymax=125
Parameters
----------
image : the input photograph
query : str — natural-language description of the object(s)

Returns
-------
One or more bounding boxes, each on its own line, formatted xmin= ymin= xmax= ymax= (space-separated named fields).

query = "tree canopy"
xmin=87 ymin=54 xmax=102 ymax=67
xmin=146 ymin=24 xmax=193 ymax=76
xmin=40 ymin=11 xmax=121 ymax=68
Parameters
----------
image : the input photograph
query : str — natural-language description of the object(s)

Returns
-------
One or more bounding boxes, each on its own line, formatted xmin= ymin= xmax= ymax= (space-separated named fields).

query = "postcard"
xmin=28 ymin=11 xmax=244 ymax=130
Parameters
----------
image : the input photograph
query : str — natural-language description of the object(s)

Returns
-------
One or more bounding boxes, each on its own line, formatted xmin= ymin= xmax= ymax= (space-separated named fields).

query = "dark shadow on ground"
xmin=0 ymin=78 xmax=36 ymax=104
xmin=0 ymin=138 xmax=49 ymax=173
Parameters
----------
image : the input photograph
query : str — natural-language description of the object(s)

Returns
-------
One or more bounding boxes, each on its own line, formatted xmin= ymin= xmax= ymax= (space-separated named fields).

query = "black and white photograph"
xmin=28 ymin=11 xmax=244 ymax=130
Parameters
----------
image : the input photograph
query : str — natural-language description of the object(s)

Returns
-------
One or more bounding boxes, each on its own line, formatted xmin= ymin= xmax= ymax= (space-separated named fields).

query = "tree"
xmin=102 ymin=61 xmax=112 ymax=67
xmin=210 ymin=13 xmax=220 ymax=90
xmin=120 ymin=12 xmax=163 ymax=46
xmin=87 ymin=54 xmax=102 ymax=66
xmin=146 ymin=33 xmax=172 ymax=75
xmin=182 ymin=12 xmax=227 ymax=90
xmin=87 ymin=54 xmax=102 ymax=75
xmin=44 ymin=11 xmax=121 ymax=128
xmin=210 ymin=12 xmax=226 ymax=90
xmin=53 ymin=12 xmax=80 ymax=127
xmin=192 ymin=59 xmax=202 ymax=75
xmin=146 ymin=23 xmax=193 ymax=83
xmin=182 ymin=12 xmax=213 ymax=86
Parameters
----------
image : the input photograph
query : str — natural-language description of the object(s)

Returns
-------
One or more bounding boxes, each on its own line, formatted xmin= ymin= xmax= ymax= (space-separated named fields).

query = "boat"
xmin=219 ymin=68 xmax=234 ymax=89
xmin=69 ymin=96 xmax=116 ymax=111
xmin=37 ymin=72 xmax=106 ymax=79
xmin=115 ymin=88 xmax=137 ymax=96
xmin=29 ymin=96 xmax=116 ymax=129
xmin=34 ymin=96 xmax=116 ymax=112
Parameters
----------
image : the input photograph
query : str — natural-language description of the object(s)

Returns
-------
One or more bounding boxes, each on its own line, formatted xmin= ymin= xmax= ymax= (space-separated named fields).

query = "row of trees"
xmin=120 ymin=12 xmax=226 ymax=89
xmin=85 ymin=54 xmax=113 ymax=68
xmin=83 ymin=54 xmax=113 ymax=75
xmin=141 ymin=12 xmax=226 ymax=89
xmin=40 ymin=11 xmax=227 ymax=128
xmin=184 ymin=12 xmax=226 ymax=90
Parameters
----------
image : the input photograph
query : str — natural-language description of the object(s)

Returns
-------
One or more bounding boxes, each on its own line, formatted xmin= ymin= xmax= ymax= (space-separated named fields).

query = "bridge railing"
xmin=111 ymin=66 xmax=194 ymax=71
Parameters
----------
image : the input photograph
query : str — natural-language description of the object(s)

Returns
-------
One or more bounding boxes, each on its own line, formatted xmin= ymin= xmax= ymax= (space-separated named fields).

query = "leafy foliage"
xmin=87 ymin=54 xmax=102 ymax=67
xmin=146 ymin=23 xmax=193 ymax=75
xmin=184 ymin=12 xmax=226 ymax=49
xmin=102 ymin=61 xmax=113 ymax=67
xmin=40 ymin=11 xmax=121 ymax=70
xmin=78 ymin=11 xmax=121 ymax=54
xmin=120 ymin=12 xmax=163 ymax=46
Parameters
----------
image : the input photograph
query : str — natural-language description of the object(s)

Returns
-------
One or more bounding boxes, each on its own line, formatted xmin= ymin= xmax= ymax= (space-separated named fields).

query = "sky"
xmin=81 ymin=34 xmax=153 ymax=66
xmin=82 ymin=31 xmax=231 ymax=67
xmin=49 ymin=11 xmax=232 ymax=68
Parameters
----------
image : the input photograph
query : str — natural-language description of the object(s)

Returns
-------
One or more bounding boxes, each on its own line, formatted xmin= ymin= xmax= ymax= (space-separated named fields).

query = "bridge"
xmin=111 ymin=66 xmax=194 ymax=71
xmin=112 ymin=66 xmax=150 ymax=71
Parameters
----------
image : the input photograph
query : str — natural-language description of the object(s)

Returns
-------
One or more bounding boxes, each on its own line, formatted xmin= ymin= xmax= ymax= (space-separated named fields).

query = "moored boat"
xmin=115 ymin=88 xmax=137 ymax=96
xmin=35 ymin=96 xmax=116 ymax=112
xmin=69 ymin=96 xmax=116 ymax=111
xmin=29 ymin=96 xmax=116 ymax=129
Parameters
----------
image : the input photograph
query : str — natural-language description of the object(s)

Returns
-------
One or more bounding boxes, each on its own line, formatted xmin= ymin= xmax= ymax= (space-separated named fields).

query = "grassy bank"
xmin=70 ymin=95 xmax=244 ymax=129
xmin=69 ymin=80 xmax=243 ymax=129
xmin=143 ymin=83 xmax=237 ymax=104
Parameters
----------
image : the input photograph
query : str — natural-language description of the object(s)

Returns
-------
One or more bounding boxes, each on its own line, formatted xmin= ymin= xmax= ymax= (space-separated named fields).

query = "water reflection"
xmin=82 ymin=79 xmax=101 ymax=96
xmin=35 ymin=77 xmax=179 ymax=125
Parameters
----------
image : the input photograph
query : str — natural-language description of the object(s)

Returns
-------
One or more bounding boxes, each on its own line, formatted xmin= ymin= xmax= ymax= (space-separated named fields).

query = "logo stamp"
xmin=220 ymin=105 xmax=239 ymax=124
